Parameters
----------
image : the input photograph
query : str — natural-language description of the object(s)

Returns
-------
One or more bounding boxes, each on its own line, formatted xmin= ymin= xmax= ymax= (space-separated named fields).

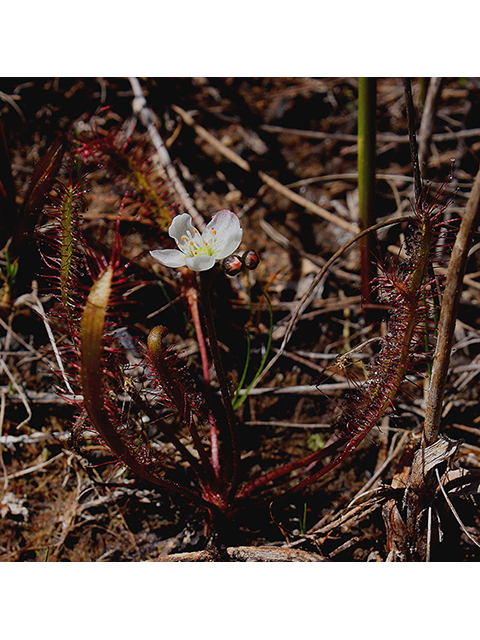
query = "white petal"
xmin=168 ymin=213 xmax=198 ymax=245
xmin=150 ymin=249 xmax=187 ymax=268
xmin=185 ymin=255 xmax=216 ymax=271
xmin=205 ymin=209 xmax=243 ymax=259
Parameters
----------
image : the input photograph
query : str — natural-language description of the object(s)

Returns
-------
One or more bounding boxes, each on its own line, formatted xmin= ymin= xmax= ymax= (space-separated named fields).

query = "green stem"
xmin=358 ymin=77 xmax=377 ymax=320
xmin=418 ymin=78 xmax=430 ymax=106
xmin=232 ymin=287 xmax=273 ymax=410
xmin=403 ymin=78 xmax=422 ymax=202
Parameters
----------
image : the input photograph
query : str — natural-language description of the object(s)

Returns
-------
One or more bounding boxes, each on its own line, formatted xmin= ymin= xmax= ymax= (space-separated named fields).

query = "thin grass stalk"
xmin=232 ymin=287 xmax=273 ymax=410
xmin=418 ymin=78 xmax=430 ymax=106
xmin=357 ymin=77 xmax=377 ymax=319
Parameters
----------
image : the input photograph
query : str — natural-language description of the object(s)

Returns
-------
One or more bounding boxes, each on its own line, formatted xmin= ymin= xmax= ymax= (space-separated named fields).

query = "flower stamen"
xmin=150 ymin=210 xmax=243 ymax=272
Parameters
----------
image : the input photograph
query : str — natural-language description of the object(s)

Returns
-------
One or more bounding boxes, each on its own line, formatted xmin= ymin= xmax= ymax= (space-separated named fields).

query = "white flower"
xmin=150 ymin=210 xmax=243 ymax=272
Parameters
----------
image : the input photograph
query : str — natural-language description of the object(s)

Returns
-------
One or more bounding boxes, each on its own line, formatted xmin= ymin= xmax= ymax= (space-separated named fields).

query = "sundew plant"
xmin=2 ymin=78 xmax=480 ymax=562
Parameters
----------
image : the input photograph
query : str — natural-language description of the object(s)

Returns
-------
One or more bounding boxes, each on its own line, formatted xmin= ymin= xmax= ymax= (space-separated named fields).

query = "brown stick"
xmin=423 ymin=167 xmax=480 ymax=445
xmin=418 ymin=78 xmax=444 ymax=171
xmin=171 ymin=103 xmax=359 ymax=235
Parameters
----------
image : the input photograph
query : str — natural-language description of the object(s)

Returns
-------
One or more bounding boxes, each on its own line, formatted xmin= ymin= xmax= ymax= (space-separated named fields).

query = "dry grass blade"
xmin=0 ymin=359 xmax=32 ymax=429
xmin=172 ymin=103 xmax=359 ymax=235
xmin=435 ymin=468 xmax=480 ymax=550
xmin=258 ymin=171 xmax=359 ymax=234
xmin=3 ymin=451 xmax=64 ymax=481
xmin=250 ymin=214 xmax=415 ymax=391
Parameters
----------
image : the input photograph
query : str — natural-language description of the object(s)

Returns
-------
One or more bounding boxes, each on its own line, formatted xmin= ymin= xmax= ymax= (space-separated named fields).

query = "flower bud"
xmin=222 ymin=255 xmax=243 ymax=277
xmin=242 ymin=250 xmax=260 ymax=270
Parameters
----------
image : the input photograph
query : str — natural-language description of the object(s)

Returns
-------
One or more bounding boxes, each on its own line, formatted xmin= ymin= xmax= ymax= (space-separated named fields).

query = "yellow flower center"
xmin=179 ymin=227 xmax=217 ymax=257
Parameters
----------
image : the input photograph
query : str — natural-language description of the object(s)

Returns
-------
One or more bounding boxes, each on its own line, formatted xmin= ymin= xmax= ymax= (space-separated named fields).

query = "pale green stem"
xmin=358 ymin=77 xmax=377 ymax=317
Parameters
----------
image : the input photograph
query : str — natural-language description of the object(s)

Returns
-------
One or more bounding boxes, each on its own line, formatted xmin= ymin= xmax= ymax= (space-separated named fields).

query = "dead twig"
xmin=0 ymin=360 xmax=32 ymax=429
xmin=172 ymin=103 xmax=360 ymax=235
xmin=260 ymin=123 xmax=480 ymax=144
xmin=0 ymin=390 xmax=8 ymax=491
xmin=128 ymin=79 xmax=205 ymax=230
xmin=424 ymin=166 xmax=480 ymax=445
xmin=257 ymin=171 xmax=359 ymax=234
xmin=21 ymin=288 xmax=75 ymax=396
xmin=435 ymin=467 xmax=480 ymax=550
xmin=171 ymin=104 xmax=251 ymax=173
xmin=3 ymin=451 xmax=64 ymax=480
xmin=418 ymin=78 xmax=444 ymax=171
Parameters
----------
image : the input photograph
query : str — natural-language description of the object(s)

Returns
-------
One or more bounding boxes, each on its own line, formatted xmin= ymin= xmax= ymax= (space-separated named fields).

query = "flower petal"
xmin=205 ymin=209 xmax=243 ymax=259
xmin=168 ymin=213 xmax=198 ymax=245
xmin=185 ymin=255 xmax=216 ymax=271
xmin=150 ymin=249 xmax=187 ymax=268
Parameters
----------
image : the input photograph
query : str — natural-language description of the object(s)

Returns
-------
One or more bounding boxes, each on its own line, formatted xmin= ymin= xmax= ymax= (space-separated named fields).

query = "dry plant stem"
xmin=0 ymin=359 xmax=32 ymax=429
xmin=424 ymin=167 xmax=480 ymax=445
xmin=0 ymin=390 xmax=8 ymax=490
xmin=257 ymin=172 xmax=359 ymax=234
xmin=435 ymin=467 xmax=480 ymax=549
xmin=418 ymin=78 xmax=444 ymax=171
xmin=185 ymin=285 xmax=220 ymax=478
xmin=260 ymin=123 xmax=480 ymax=145
xmin=3 ymin=451 xmax=64 ymax=481
xmin=129 ymin=79 xmax=205 ymax=230
xmin=27 ymin=292 xmax=75 ymax=396
xmin=171 ymin=104 xmax=251 ymax=173
xmin=403 ymin=78 xmax=422 ymax=202
xmin=199 ymin=270 xmax=240 ymax=492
